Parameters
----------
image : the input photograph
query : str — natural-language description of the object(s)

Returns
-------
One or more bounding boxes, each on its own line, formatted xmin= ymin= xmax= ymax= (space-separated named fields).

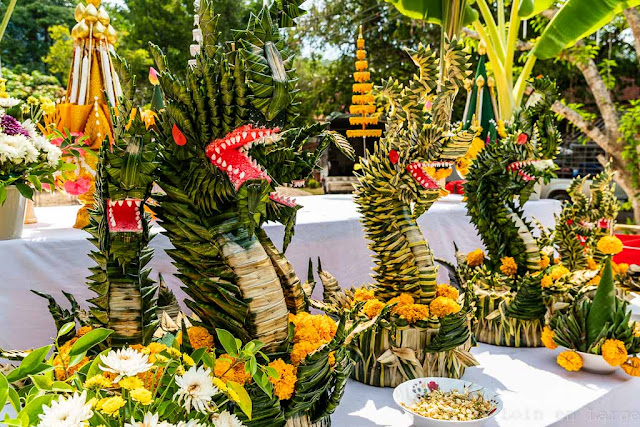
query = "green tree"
xmin=0 ymin=0 xmax=75 ymax=71
xmin=42 ymin=24 xmax=73 ymax=86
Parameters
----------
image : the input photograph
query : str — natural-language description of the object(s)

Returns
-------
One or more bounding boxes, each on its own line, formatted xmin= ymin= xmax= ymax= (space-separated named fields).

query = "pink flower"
xmin=427 ymin=381 xmax=439 ymax=392
xmin=517 ymin=133 xmax=528 ymax=145
xmin=63 ymin=176 xmax=91 ymax=196
xmin=149 ymin=67 xmax=159 ymax=86
xmin=389 ymin=149 xmax=399 ymax=165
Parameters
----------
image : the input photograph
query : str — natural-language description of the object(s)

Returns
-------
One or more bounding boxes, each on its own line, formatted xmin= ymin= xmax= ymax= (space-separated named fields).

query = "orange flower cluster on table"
xmin=289 ymin=312 xmax=337 ymax=365
xmin=541 ymin=326 xmax=557 ymax=349
xmin=354 ymin=284 xmax=461 ymax=322
xmin=596 ymin=235 xmax=623 ymax=255
xmin=268 ymin=358 xmax=298 ymax=400
xmin=601 ymin=339 xmax=628 ymax=367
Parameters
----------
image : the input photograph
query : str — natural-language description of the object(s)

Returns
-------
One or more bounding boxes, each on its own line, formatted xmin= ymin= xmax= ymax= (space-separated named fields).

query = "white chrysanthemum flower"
xmin=100 ymin=348 xmax=153 ymax=382
xmin=213 ymin=410 xmax=244 ymax=427
xmin=532 ymin=159 xmax=555 ymax=171
xmin=177 ymin=420 xmax=208 ymax=427
xmin=124 ymin=412 xmax=175 ymax=427
xmin=0 ymin=97 xmax=20 ymax=108
xmin=37 ymin=391 xmax=92 ymax=427
xmin=173 ymin=365 xmax=218 ymax=413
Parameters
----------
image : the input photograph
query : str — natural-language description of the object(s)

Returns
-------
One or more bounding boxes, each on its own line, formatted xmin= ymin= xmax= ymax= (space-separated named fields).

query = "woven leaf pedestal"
xmin=474 ymin=291 xmax=543 ymax=347
xmin=286 ymin=416 xmax=330 ymax=427
xmin=351 ymin=320 xmax=475 ymax=387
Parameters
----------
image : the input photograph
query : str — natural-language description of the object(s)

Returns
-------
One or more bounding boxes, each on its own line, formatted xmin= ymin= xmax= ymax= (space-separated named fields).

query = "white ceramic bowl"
xmin=393 ymin=378 xmax=503 ymax=427
xmin=575 ymin=350 xmax=618 ymax=374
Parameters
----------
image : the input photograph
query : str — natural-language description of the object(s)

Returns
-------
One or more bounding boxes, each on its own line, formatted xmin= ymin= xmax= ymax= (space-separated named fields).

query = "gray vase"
xmin=0 ymin=186 xmax=27 ymax=240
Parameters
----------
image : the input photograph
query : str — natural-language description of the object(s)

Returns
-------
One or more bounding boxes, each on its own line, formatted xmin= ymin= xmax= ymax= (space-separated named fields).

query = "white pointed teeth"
xmin=242 ymin=132 xmax=247 ymax=139
xmin=117 ymin=200 xmax=124 ymax=206
xmin=216 ymin=157 xmax=222 ymax=165
xmin=134 ymin=200 xmax=141 ymax=207
xmin=215 ymin=147 xmax=220 ymax=154
xmin=239 ymin=171 xmax=245 ymax=179
xmin=222 ymin=160 xmax=227 ymax=167
xmin=126 ymin=200 xmax=132 ymax=207
xmin=251 ymin=132 xmax=257 ymax=139
xmin=227 ymin=165 xmax=233 ymax=172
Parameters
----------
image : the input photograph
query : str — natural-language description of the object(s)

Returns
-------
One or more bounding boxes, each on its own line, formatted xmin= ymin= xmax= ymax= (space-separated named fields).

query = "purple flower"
xmin=1 ymin=115 xmax=30 ymax=138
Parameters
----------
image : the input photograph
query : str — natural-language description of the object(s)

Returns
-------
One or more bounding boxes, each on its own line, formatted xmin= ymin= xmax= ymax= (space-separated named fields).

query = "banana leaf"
xmin=534 ymin=0 xmax=640 ymax=59
xmin=518 ymin=0 xmax=556 ymax=19
xmin=586 ymin=257 xmax=616 ymax=346
xmin=386 ymin=0 xmax=478 ymax=26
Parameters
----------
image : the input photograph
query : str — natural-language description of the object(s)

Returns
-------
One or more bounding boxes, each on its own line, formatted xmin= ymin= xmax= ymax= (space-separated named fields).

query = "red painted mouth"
xmin=107 ymin=198 xmax=143 ymax=232
xmin=506 ymin=159 xmax=554 ymax=182
xmin=406 ymin=162 xmax=440 ymax=189
xmin=205 ymin=125 xmax=280 ymax=190
xmin=269 ymin=191 xmax=297 ymax=208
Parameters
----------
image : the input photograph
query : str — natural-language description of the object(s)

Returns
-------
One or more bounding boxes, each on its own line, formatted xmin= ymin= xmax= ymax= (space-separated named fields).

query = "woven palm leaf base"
xmin=351 ymin=324 xmax=476 ymax=387
xmin=474 ymin=293 xmax=543 ymax=347
xmin=286 ymin=415 xmax=330 ymax=427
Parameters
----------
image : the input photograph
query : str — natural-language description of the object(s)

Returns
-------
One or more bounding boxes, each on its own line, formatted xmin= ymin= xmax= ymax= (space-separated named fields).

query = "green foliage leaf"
xmin=7 ymin=345 xmax=51 ymax=382
xmin=0 ymin=373 xmax=9 ymax=410
xmin=18 ymin=394 xmax=55 ymax=425
xmin=28 ymin=375 xmax=52 ymax=390
xmin=216 ymin=329 xmax=239 ymax=356
xmin=228 ymin=380 xmax=252 ymax=419
xmin=15 ymin=182 xmax=33 ymax=200
xmin=586 ymin=257 xmax=616 ymax=345
xmin=56 ymin=322 xmax=76 ymax=340
xmin=68 ymin=328 xmax=112 ymax=356
xmin=534 ymin=0 xmax=640 ymax=59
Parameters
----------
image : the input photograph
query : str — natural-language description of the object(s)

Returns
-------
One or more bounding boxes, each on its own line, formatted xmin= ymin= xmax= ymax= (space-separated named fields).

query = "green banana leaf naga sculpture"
xmin=320 ymin=40 xmax=479 ymax=387
xmin=34 ymin=59 xmax=160 ymax=348
xmin=456 ymin=77 xmax=561 ymax=347
xmin=148 ymin=1 xmax=364 ymax=425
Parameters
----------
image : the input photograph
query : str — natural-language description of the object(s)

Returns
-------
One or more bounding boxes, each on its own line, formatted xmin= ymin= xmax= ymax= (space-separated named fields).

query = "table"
xmin=0 ymin=194 xmax=560 ymax=350
xmin=2 ymin=194 xmax=640 ymax=426
xmin=335 ymin=345 xmax=640 ymax=427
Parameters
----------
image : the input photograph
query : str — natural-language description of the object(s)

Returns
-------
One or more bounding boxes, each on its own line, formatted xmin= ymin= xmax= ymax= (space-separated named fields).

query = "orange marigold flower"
xmin=290 ymin=341 xmax=318 ymax=366
xmin=499 ymin=257 xmax=518 ymax=277
xmin=541 ymin=326 xmax=557 ymax=349
xmin=76 ymin=325 xmax=93 ymax=337
xmin=596 ymin=236 xmax=623 ymax=255
xmin=557 ymin=351 xmax=583 ymax=372
xmin=540 ymin=275 xmax=553 ymax=288
xmin=617 ymin=263 xmax=629 ymax=275
xmin=601 ymin=339 xmax=628 ymax=367
xmin=550 ymin=265 xmax=570 ymax=280
xmin=214 ymin=354 xmax=250 ymax=384
xmin=588 ymin=275 xmax=601 ymax=286
xmin=328 ymin=351 xmax=336 ymax=367
xmin=621 ymin=357 xmax=640 ymax=376
xmin=186 ymin=326 xmax=214 ymax=350
xmin=587 ymin=257 xmax=598 ymax=270
xmin=268 ymin=358 xmax=297 ymax=400
xmin=147 ymin=342 xmax=167 ymax=354
xmin=539 ymin=255 xmax=550 ymax=269
xmin=362 ymin=299 xmax=385 ymax=319
xmin=429 ymin=296 xmax=461 ymax=318
xmin=466 ymin=249 xmax=484 ymax=268
xmin=353 ymin=287 xmax=376 ymax=302
xmin=436 ymin=284 xmax=459 ymax=301
xmin=388 ymin=293 xmax=414 ymax=310
xmin=395 ymin=303 xmax=430 ymax=323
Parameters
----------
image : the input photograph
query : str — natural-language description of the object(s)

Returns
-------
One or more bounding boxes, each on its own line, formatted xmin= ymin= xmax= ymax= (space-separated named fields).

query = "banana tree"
xmin=389 ymin=0 xmax=640 ymax=120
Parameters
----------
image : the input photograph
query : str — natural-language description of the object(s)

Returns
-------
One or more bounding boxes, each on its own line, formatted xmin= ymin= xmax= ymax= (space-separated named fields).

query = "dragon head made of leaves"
xmin=151 ymin=2 xmax=352 ymax=248
xmin=357 ymin=41 xmax=476 ymax=217
xmin=465 ymin=77 xmax=561 ymax=273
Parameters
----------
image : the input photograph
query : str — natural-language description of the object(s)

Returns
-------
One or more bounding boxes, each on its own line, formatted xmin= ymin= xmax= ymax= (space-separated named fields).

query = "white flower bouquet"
xmin=0 ymin=113 xmax=63 ymax=203
xmin=0 ymin=323 xmax=264 ymax=426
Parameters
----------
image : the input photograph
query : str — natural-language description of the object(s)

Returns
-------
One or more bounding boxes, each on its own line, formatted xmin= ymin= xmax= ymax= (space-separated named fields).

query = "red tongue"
xmin=407 ymin=163 xmax=439 ymax=189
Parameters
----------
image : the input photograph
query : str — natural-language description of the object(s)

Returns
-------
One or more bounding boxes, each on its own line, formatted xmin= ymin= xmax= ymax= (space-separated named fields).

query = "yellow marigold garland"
xmin=353 ymin=287 xmax=376 ymax=302
xmin=550 ymin=265 xmax=570 ymax=280
xmin=362 ymin=299 xmax=385 ymax=319
xmin=539 ymin=255 xmax=550 ymax=269
xmin=557 ymin=351 xmax=583 ymax=372
xmin=395 ymin=303 xmax=430 ymax=323
xmin=288 ymin=312 xmax=338 ymax=366
xmin=540 ymin=275 xmax=553 ymax=288
xmin=601 ymin=339 xmax=628 ymax=367
xmin=214 ymin=354 xmax=251 ymax=384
